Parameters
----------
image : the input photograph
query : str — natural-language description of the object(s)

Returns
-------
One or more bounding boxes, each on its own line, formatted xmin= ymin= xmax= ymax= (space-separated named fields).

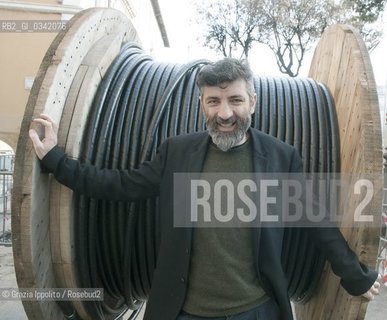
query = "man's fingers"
xmin=371 ymin=285 xmax=379 ymax=295
xmin=362 ymin=278 xmax=382 ymax=301
xmin=366 ymin=292 xmax=374 ymax=300
xmin=39 ymin=113 xmax=55 ymax=123
xmin=362 ymin=291 xmax=375 ymax=300
xmin=32 ymin=118 xmax=53 ymax=128
xmin=32 ymin=118 xmax=56 ymax=137
xmin=38 ymin=114 xmax=58 ymax=133
xmin=29 ymin=114 xmax=58 ymax=159
xmin=29 ymin=129 xmax=42 ymax=148
xmin=39 ymin=114 xmax=51 ymax=120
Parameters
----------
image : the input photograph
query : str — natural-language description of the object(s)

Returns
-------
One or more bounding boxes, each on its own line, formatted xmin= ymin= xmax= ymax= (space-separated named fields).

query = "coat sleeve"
xmin=40 ymin=140 xmax=169 ymax=201
xmin=288 ymin=148 xmax=378 ymax=296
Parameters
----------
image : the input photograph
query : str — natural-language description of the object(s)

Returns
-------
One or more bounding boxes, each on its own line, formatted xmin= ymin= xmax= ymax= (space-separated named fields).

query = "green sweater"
xmin=182 ymin=139 xmax=268 ymax=317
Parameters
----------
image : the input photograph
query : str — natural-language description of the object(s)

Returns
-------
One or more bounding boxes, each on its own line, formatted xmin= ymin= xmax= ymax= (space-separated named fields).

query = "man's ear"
xmin=250 ymin=93 xmax=257 ymax=114
xmin=199 ymin=95 xmax=205 ymax=113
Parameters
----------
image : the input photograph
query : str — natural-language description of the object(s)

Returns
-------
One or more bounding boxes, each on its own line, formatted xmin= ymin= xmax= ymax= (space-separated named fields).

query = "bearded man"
xmin=29 ymin=58 xmax=380 ymax=320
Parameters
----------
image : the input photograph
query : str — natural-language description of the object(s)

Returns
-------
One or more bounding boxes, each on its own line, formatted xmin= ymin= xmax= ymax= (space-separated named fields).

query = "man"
xmin=29 ymin=58 xmax=381 ymax=320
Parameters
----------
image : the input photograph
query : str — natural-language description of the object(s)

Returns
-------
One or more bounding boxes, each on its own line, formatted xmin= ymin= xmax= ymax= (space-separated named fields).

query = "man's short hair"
xmin=196 ymin=58 xmax=255 ymax=98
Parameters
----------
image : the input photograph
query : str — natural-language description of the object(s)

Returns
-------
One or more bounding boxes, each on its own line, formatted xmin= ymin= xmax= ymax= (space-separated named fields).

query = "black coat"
xmin=43 ymin=128 xmax=378 ymax=320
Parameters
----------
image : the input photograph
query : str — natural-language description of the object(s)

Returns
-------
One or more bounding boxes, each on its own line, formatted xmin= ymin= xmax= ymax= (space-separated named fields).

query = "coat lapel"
xmin=249 ymin=129 xmax=270 ymax=280
xmin=185 ymin=132 xmax=210 ymax=243
xmin=187 ymin=132 xmax=210 ymax=173
xmin=250 ymin=128 xmax=268 ymax=173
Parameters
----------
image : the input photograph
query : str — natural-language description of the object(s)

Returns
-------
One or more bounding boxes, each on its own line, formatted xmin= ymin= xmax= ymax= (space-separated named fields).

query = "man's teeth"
xmin=219 ymin=122 xmax=234 ymax=127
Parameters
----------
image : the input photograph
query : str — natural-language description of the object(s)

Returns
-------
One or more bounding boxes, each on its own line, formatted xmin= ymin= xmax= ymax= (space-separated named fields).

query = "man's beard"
xmin=206 ymin=114 xmax=251 ymax=151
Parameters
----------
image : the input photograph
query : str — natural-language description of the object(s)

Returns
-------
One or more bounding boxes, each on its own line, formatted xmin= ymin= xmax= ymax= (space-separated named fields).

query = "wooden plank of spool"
xmin=295 ymin=24 xmax=382 ymax=320
xmin=52 ymin=34 xmax=125 ymax=319
xmin=49 ymin=64 xmax=89 ymax=318
xmin=12 ymin=8 xmax=137 ymax=320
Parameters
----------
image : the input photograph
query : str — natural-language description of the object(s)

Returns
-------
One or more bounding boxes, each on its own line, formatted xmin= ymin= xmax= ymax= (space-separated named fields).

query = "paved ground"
xmin=364 ymin=283 xmax=387 ymax=320
xmin=0 ymin=245 xmax=28 ymax=320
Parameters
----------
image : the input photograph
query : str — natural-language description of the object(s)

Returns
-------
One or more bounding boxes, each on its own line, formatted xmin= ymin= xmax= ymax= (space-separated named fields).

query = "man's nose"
xmin=217 ymin=102 xmax=233 ymax=119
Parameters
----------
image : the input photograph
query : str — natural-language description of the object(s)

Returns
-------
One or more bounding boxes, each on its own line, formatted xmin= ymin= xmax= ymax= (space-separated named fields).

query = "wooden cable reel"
xmin=294 ymin=24 xmax=383 ymax=320
xmin=12 ymin=8 xmax=139 ymax=320
xmin=12 ymin=8 xmax=382 ymax=320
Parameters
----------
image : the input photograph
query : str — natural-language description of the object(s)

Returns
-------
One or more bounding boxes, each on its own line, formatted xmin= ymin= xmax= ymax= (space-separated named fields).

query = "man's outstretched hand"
xmin=29 ymin=114 xmax=58 ymax=160
xmin=362 ymin=274 xmax=382 ymax=301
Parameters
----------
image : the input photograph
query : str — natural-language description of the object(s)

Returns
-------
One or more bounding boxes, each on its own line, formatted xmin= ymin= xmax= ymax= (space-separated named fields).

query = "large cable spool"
xmin=12 ymin=8 xmax=382 ymax=320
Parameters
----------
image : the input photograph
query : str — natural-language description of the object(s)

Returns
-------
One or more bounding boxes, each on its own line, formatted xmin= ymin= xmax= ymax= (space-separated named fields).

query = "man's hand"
xmin=29 ymin=114 xmax=58 ymax=160
xmin=362 ymin=274 xmax=382 ymax=300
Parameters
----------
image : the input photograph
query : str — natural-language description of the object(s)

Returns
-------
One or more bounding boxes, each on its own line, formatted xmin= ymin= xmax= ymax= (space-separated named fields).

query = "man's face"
xmin=200 ymin=79 xmax=256 ymax=151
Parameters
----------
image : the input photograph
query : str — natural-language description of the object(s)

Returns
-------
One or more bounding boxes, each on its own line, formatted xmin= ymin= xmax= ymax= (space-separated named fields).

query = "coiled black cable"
xmin=68 ymin=42 xmax=339 ymax=319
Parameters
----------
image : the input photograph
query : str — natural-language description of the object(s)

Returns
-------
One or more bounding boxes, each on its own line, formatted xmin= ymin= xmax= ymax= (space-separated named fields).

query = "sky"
xmin=370 ymin=21 xmax=387 ymax=87
xmin=157 ymin=0 xmax=387 ymax=86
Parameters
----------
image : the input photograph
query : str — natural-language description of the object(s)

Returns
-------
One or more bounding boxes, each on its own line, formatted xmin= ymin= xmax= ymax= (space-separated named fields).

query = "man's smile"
xmin=216 ymin=118 xmax=237 ymax=132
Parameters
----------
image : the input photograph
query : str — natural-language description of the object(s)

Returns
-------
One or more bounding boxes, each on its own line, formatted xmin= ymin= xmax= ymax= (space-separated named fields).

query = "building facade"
xmin=0 ymin=0 xmax=167 ymax=152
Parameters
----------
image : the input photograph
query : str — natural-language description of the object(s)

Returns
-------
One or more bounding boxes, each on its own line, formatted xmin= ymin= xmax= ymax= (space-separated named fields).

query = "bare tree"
xmin=197 ymin=0 xmax=264 ymax=59
xmin=195 ymin=0 xmax=386 ymax=76
xmin=256 ymin=0 xmax=333 ymax=77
